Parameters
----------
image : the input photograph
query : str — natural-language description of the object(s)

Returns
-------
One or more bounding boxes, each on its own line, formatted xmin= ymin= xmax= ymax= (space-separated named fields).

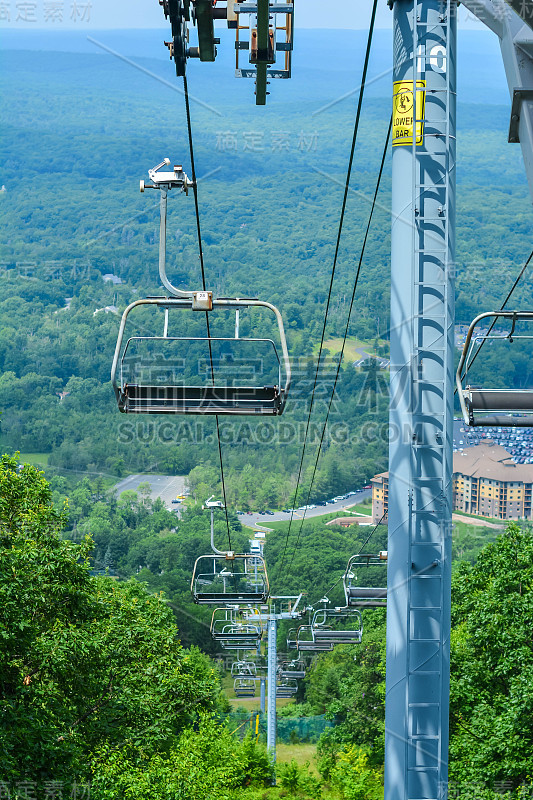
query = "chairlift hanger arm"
xmin=140 ymin=159 xmax=198 ymax=299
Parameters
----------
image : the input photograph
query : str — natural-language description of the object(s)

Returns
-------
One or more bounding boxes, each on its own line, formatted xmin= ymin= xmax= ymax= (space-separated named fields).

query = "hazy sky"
xmin=0 ymin=0 xmax=484 ymax=31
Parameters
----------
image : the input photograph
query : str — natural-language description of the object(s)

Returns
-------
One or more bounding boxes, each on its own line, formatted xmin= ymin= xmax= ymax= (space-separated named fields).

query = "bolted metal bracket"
xmin=508 ymin=87 xmax=533 ymax=143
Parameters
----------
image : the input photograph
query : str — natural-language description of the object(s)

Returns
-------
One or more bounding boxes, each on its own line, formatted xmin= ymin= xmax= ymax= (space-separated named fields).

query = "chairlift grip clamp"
xmin=192 ymin=291 xmax=213 ymax=310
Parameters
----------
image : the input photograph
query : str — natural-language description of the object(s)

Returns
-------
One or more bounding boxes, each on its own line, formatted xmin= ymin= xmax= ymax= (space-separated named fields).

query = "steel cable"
xmin=278 ymin=0 xmax=380 ymax=571
xmin=183 ymin=73 xmax=233 ymax=552
xmin=288 ymin=118 xmax=392 ymax=569
xmin=456 ymin=248 xmax=533 ymax=392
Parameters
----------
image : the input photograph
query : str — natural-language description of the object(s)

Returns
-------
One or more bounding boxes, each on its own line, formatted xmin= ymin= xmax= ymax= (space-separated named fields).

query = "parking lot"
xmin=238 ymin=488 xmax=372 ymax=526
xmin=113 ymin=474 xmax=188 ymax=510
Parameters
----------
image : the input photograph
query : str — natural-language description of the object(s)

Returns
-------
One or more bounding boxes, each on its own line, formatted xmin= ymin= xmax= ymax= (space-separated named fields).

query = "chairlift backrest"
xmin=111 ymin=296 xmax=291 ymax=417
xmin=456 ymin=311 xmax=533 ymax=427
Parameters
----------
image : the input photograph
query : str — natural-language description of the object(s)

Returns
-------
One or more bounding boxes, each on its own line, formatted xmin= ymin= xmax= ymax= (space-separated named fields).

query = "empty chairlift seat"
xmin=344 ymin=552 xmax=388 ymax=609
xmin=278 ymin=660 xmax=306 ymax=680
xmin=191 ymin=553 xmax=270 ymax=604
xmin=231 ymin=660 xmax=257 ymax=678
xmin=111 ymin=296 xmax=291 ymax=417
xmin=346 ymin=586 xmax=387 ymax=608
xmin=210 ymin=607 xmax=263 ymax=647
xmin=295 ymin=625 xmax=334 ymax=653
xmin=311 ymin=608 xmax=363 ymax=644
xmin=234 ymin=677 xmax=257 ymax=697
xmin=456 ymin=311 xmax=533 ymax=427
xmin=276 ymin=679 xmax=298 ymax=698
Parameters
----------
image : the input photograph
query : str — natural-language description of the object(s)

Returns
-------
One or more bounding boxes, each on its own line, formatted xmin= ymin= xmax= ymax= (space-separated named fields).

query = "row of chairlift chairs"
xmin=287 ymin=552 xmax=388 ymax=654
xmin=109 ymin=160 xmax=533 ymax=706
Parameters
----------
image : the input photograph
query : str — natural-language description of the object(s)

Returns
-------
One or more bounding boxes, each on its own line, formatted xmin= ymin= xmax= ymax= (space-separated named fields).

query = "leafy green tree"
xmin=0 ymin=455 xmax=220 ymax=786
xmin=449 ymin=523 xmax=533 ymax=792
xmin=90 ymin=722 xmax=273 ymax=799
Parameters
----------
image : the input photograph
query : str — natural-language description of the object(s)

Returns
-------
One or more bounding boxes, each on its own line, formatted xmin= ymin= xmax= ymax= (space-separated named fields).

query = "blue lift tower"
xmin=385 ymin=0 xmax=456 ymax=798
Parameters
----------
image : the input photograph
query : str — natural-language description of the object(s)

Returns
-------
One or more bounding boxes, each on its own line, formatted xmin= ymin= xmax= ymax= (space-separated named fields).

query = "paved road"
xmin=114 ymin=474 xmax=187 ymax=510
xmin=452 ymin=513 xmax=504 ymax=529
xmin=239 ymin=488 xmax=373 ymax=527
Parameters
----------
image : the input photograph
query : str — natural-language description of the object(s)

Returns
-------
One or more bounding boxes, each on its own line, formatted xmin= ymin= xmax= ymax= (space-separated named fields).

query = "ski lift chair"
xmin=191 ymin=553 xmax=270 ymax=604
xmin=278 ymin=659 xmax=306 ymax=680
xmin=211 ymin=607 xmax=263 ymax=644
xmin=231 ymin=660 xmax=257 ymax=677
xmin=232 ymin=1 xmax=294 ymax=105
xmin=286 ymin=628 xmax=298 ymax=651
xmin=111 ymin=296 xmax=291 ymax=416
xmin=456 ymin=311 xmax=533 ymax=427
xmin=344 ymin=552 xmax=388 ymax=609
xmin=295 ymin=625 xmax=334 ymax=653
xmin=311 ymin=608 xmax=363 ymax=645
xmin=115 ymin=159 xmax=291 ymax=417
xmin=276 ymin=678 xmax=298 ymax=698
xmin=234 ymin=677 xmax=257 ymax=697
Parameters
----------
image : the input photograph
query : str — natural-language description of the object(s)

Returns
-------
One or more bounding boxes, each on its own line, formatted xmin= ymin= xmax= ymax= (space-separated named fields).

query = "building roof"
xmin=325 ymin=517 xmax=359 ymax=527
xmin=453 ymin=441 xmax=533 ymax=483
xmin=372 ymin=442 xmax=533 ymax=485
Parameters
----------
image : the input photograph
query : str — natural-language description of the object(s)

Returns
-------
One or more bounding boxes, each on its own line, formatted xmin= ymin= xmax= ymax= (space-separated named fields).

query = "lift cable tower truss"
xmin=385 ymin=0 xmax=456 ymax=798
xmin=261 ymin=595 xmax=303 ymax=763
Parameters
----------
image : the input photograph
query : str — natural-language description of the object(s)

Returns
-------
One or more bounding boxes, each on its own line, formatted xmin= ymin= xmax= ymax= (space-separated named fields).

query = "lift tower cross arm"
xmin=461 ymin=0 xmax=533 ymax=201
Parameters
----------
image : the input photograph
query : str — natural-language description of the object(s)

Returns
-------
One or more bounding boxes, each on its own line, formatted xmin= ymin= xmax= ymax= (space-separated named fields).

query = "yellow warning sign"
xmin=392 ymin=80 xmax=426 ymax=146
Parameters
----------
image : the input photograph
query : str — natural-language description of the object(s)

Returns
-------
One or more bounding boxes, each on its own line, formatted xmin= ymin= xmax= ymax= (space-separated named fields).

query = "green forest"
xmin=1 ymin=44 xmax=532 ymax=506
xmin=1 ymin=23 xmax=533 ymax=800
xmin=1 ymin=456 xmax=532 ymax=798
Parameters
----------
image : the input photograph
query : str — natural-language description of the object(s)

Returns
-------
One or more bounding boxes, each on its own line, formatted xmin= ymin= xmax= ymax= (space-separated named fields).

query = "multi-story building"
xmin=453 ymin=442 xmax=532 ymax=519
xmin=371 ymin=472 xmax=389 ymax=524
xmin=371 ymin=441 xmax=533 ymax=523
